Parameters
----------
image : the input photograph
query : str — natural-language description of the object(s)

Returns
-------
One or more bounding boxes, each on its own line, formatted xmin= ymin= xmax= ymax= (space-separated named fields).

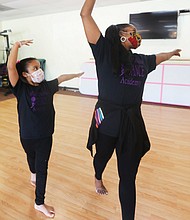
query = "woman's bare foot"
xmin=95 ymin=178 xmax=108 ymax=195
xmin=30 ymin=173 xmax=36 ymax=187
xmin=34 ymin=203 xmax=55 ymax=218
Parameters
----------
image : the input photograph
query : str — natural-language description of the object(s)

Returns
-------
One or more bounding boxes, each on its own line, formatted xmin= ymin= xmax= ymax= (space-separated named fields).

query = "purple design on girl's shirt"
xmin=30 ymin=90 xmax=49 ymax=112
xmin=30 ymin=95 xmax=36 ymax=111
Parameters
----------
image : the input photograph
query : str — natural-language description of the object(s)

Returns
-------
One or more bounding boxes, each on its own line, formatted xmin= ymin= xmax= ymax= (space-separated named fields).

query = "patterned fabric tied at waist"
xmin=86 ymin=99 xmax=150 ymax=158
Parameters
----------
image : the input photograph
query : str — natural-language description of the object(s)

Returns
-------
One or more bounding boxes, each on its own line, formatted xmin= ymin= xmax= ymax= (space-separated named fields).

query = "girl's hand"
xmin=76 ymin=72 xmax=84 ymax=77
xmin=17 ymin=39 xmax=33 ymax=48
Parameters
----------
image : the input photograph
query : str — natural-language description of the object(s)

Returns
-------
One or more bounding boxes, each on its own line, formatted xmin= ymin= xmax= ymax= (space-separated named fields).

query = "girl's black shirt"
xmin=11 ymin=79 xmax=58 ymax=139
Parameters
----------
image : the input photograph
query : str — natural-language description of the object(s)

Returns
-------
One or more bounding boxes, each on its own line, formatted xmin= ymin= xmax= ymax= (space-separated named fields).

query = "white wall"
xmin=1 ymin=0 xmax=190 ymax=88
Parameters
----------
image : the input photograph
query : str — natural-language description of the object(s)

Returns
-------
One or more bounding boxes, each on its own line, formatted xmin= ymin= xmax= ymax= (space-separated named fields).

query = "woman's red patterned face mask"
xmin=120 ymin=29 xmax=142 ymax=48
xmin=128 ymin=32 xmax=142 ymax=48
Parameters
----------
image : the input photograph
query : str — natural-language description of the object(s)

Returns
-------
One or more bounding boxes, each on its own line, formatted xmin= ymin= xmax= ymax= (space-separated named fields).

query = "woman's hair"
xmin=105 ymin=24 xmax=134 ymax=76
xmin=16 ymin=57 xmax=37 ymax=83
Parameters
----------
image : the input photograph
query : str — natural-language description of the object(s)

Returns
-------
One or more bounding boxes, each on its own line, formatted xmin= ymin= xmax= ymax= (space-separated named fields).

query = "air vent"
xmin=0 ymin=4 xmax=14 ymax=12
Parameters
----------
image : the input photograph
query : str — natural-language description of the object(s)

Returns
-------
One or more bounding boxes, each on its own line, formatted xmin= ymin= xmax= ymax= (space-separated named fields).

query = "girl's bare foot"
xmin=30 ymin=173 xmax=36 ymax=187
xmin=95 ymin=178 xmax=108 ymax=195
xmin=34 ymin=203 xmax=55 ymax=218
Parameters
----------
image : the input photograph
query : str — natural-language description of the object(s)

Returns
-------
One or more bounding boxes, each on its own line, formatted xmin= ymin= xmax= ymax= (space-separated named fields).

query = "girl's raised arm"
xmin=7 ymin=40 xmax=33 ymax=87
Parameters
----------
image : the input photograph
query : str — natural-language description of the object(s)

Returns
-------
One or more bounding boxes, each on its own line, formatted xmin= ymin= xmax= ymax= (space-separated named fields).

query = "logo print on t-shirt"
xmin=120 ymin=62 xmax=145 ymax=86
xmin=30 ymin=95 xmax=36 ymax=111
xmin=30 ymin=90 xmax=49 ymax=112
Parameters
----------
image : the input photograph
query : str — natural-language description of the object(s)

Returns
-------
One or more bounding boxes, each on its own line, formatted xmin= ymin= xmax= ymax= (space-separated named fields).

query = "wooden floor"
xmin=0 ymin=93 xmax=190 ymax=220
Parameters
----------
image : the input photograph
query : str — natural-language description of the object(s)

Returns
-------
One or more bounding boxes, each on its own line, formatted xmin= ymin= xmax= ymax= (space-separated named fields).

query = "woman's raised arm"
xmin=80 ymin=0 xmax=101 ymax=44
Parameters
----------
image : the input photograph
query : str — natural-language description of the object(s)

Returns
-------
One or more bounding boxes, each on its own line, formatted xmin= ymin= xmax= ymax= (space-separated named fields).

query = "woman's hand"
xmin=172 ymin=49 xmax=181 ymax=57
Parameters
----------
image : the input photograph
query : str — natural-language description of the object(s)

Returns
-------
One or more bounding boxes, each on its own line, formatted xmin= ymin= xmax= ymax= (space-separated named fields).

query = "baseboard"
xmin=58 ymin=86 xmax=79 ymax=92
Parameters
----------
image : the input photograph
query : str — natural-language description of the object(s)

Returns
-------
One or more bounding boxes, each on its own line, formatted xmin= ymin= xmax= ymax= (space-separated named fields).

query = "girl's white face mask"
xmin=30 ymin=68 xmax=45 ymax=83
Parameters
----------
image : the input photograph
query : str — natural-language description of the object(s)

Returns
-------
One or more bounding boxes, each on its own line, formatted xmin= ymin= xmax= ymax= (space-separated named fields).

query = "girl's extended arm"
xmin=156 ymin=49 xmax=181 ymax=65
xmin=80 ymin=0 xmax=101 ymax=44
xmin=7 ymin=40 xmax=33 ymax=87
xmin=57 ymin=72 xmax=84 ymax=85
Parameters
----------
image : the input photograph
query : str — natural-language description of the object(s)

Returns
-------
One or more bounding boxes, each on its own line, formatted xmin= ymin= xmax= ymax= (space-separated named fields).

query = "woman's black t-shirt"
xmin=11 ymin=79 xmax=59 ymax=139
xmin=89 ymin=34 xmax=156 ymax=137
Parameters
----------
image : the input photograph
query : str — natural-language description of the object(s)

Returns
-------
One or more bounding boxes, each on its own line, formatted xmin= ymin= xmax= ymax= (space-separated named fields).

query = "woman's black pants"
xmin=21 ymin=136 xmax=52 ymax=205
xmin=93 ymin=132 xmax=141 ymax=220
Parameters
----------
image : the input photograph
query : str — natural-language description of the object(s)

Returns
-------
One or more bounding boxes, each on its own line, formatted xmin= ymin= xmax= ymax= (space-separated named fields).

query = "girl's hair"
xmin=16 ymin=57 xmax=37 ymax=83
xmin=105 ymin=24 xmax=134 ymax=76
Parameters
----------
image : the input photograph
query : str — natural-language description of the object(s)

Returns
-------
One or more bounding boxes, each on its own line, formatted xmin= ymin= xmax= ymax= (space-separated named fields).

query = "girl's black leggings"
xmin=20 ymin=136 xmax=52 ymax=205
xmin=93 ymin=132 xmax=141 ymax=220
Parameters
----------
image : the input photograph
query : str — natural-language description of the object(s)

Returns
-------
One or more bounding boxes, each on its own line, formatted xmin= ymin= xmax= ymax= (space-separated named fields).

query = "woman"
xmin=7 ymin=40 xmax=83 ymax=218
xmin=80 ymin=1 xmax=181 ymax=219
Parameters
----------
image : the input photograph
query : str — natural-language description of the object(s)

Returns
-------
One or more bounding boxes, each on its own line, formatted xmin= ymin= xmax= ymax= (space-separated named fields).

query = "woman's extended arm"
xmin=156 ymin=49 xmax=181 ymax=65
xmin=80 ymin=0 xmax=101 ymax=44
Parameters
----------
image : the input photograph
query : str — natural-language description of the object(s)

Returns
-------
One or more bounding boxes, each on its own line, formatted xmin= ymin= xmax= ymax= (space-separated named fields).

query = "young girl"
xmin=7 ymin=40 xmax=83 ymax=218
xmin=80 ymin=1 xmax=181 ymax=219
